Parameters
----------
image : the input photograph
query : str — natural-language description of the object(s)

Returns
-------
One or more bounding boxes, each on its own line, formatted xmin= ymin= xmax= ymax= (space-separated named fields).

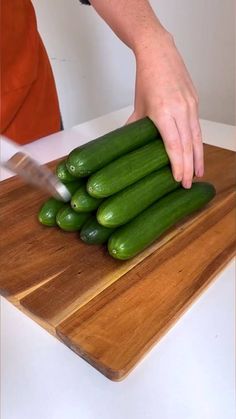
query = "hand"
xmin=128 ymin=30 xmax=204 ymax=188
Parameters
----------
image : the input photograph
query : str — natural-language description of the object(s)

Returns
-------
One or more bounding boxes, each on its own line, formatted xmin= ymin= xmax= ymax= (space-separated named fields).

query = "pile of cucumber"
xmin=38 ymin=118 xmax=216 ymax=260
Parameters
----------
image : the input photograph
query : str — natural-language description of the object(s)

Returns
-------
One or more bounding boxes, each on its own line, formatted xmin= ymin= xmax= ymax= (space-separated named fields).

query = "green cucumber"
xmin=71 ymin=185 xmax=103 ymax=212
xmin=56 ymin=160 xmax=78 ymax=183
xmin=80 ymin=217 xmax=115 ymax=244
xmin=108 ymin=182 xmax=216 ymax=260
xmin=38 ymin=182 xmax=82 ymax=227
xmin=66 ymin=118 xmax=158 ymax=177
xmin=65 ymin=181 xmax=85 ymax=196
xmin=56 ymin=205 xmax=90 ymax=231
xmin=38 ymin=198 xmax=65 ymax=226
xmin=97 ymin=167 xmax=179 ymax=227
xmin=87 ymin=141 xmax=169 ymax=198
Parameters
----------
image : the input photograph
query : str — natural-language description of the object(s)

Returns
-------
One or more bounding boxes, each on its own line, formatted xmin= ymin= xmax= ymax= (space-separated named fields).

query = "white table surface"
xmin=0 ymin=107 xmax=235 ymax=419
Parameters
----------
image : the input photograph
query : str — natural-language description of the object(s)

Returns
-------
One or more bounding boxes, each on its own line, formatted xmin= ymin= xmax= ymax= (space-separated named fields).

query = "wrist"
xmin=133 ymin=26 xmax=174 ymax=60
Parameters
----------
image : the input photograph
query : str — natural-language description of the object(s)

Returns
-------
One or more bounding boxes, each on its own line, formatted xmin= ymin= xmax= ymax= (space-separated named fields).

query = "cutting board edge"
xmin=56 ymin=244 xmax=236 ymax=381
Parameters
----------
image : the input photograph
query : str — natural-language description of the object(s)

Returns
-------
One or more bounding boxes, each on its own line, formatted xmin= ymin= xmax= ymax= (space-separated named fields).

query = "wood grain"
xmin=19 ymin=186 xmax=234 ymax=327
xmin=57 ymin=208 xmax=235 ymax=380
xmin=0 ymin=144 xmax=235 ymax=380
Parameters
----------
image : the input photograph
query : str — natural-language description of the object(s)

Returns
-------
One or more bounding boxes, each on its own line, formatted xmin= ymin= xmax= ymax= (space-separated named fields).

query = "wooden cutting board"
xmin=0 ymin=144 xmax=235 ymax=380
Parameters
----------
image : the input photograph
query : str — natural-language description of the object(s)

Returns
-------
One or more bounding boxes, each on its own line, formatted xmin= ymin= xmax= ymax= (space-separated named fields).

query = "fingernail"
xmin=174 ymin=174 xmax=182 ymax=182
xmin=196 ymin=168 xmax=204 ymax=177
xmin=183 ymin=181 xmax=192 ymax=189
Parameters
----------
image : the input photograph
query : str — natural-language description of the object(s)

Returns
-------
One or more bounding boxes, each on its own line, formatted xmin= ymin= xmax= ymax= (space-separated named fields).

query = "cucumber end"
xmin=56 ymin=217 xmax=61 ymax=227
xmin=96 ymin=210 xmax=114 ymax=228
xmin=87 ymin=184 xmax=98 ymax=198
xmin=68 ymin=164 xmax=76 ymax=173
xmin=38 ymin=214 xmax=55 ymax=227
xmin=96 ymin=210 xmax=105 ymax=226
xmin=108 ymin=245 xmax=119 ymax=258
xmin=66 ymin=152 xmax=91 ymax=177
xmin=70 ymin=199 xmax=79 ymax=211
xmin=80 ymin=232 xmax=87 ymax=243
xmin=108 ymin=238 xmax=131 ymax=260
xmin=86 ymin=179 xmax=107 ymax=198
xmin=108 ymin=246 xmax=131 ymax=260
xmin=66 ymin=156 xmax=79 ymax=176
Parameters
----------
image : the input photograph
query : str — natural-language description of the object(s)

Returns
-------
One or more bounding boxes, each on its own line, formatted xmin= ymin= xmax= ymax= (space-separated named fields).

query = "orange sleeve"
xmin=0 ymin=0 xmax=61 ymax=144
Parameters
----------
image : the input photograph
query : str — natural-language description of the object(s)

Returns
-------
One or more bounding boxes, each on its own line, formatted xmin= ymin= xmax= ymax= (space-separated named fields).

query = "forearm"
xmin=89 ymin=0 xmax=203 ymax=187
xmin=89 ymin=0 xmax=168 ymax=55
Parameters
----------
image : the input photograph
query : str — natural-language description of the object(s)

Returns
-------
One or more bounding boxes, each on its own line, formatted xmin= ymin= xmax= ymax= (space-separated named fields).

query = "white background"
xmin=32 ymin=0 xmax=235 ymax=129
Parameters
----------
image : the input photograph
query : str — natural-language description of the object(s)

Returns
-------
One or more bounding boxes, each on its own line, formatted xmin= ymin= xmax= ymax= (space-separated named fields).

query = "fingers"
xmin=174 ymin=104 xmax=194 ymax=188
xmin=189 ymin=107 xmax=204 ymax=178
xmin=155 ymin=96 xmax=203 ymax=188
xmin=128 ymin=95 xmax=204 ymax=189
xmin=176 ymin=97 xmax=204 ymax=183
xmin=153 ymin=114 xmax=183 ymax=183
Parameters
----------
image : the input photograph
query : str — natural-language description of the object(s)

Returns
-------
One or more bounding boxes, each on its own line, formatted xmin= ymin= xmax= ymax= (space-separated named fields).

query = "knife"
xmin=0 ymin=136 xmax=71 ymax=202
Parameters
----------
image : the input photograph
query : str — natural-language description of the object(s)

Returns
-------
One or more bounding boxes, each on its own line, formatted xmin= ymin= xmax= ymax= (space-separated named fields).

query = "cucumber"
xmin=38 ymin=182 xmax=82 ymax=227
xmin=56 ymin=160 xmax=78 ymax=183
xmin=80 ymin=217 xmax=115 ymax=245
xmin=97 ymin=167 xmax=179 ymax=227
xmin=87 ymin=141 xmax=169 ymax=198
xmin=108 ymin=182 xmax=216 ymax=260
xmin=71 ymin=185 xmax=103 ymax=212
xmin=66 ymin=118 xmax=158 ymax=177
xmin=38 ymin=198 xmax=65 ymax=226
xmin=66 ymin=181 xmax=85 ymax=195
xmin=56 ymin=205 xmax=90 ymax=231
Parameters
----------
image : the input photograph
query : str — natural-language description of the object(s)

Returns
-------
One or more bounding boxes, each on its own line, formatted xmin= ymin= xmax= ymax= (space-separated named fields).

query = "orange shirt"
xmin=0 ymin=0 xmax=61 ymax=144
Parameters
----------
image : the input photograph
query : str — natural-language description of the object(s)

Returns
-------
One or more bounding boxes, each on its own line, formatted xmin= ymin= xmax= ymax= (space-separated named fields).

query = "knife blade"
xmin=0 ymin=136 xmax=71 ymax=202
